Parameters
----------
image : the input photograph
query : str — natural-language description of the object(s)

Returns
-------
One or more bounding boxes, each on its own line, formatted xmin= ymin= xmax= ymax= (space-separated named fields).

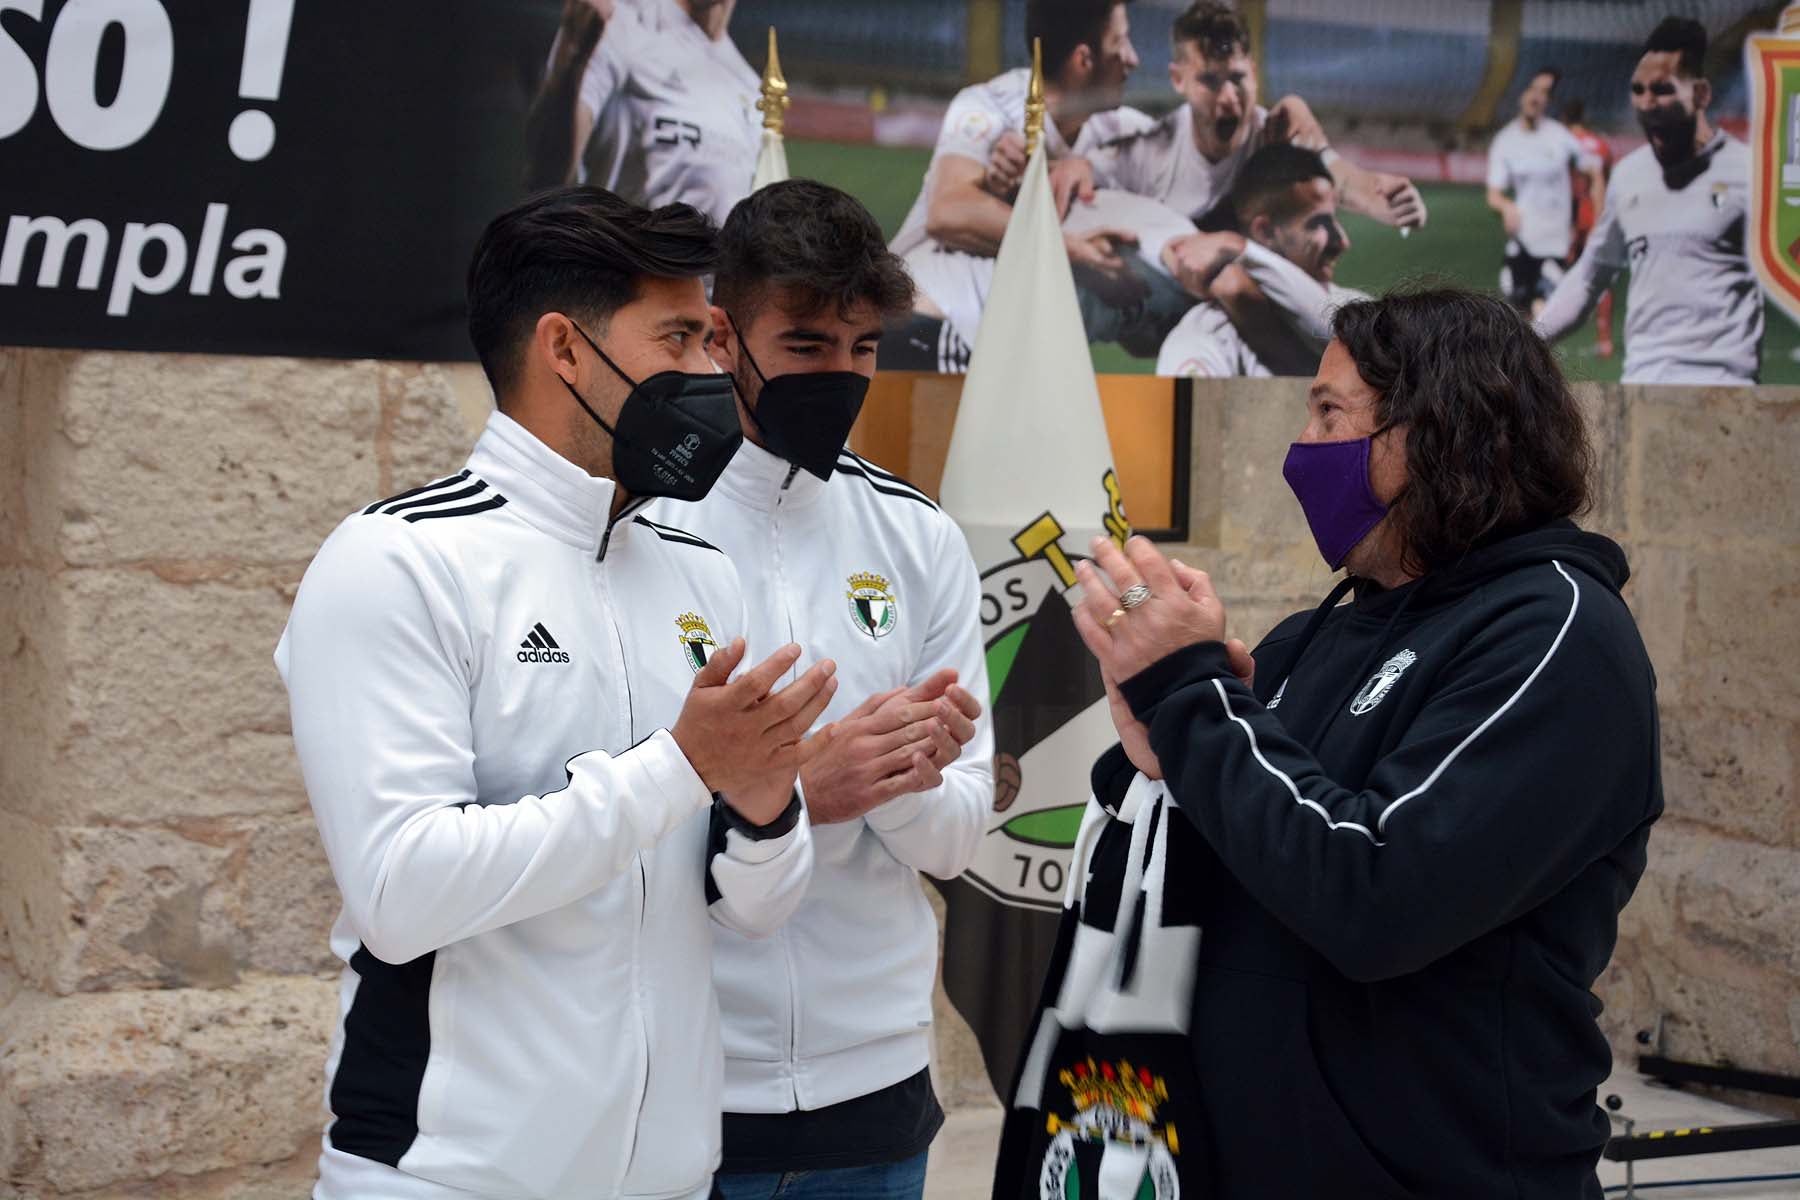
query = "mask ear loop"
xmin=562 ymin=318 xmax=634 ymax=442
xmin=721 ymin=312 xmax=773 ymax=437
xmin=722 ymin=312 xmax=772 ymax=387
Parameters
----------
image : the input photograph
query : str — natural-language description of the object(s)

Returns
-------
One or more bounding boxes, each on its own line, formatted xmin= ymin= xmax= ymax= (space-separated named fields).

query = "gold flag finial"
xmin=1024 ymin=37 xmax=1046 ymax=159
xmin=758 ymin=27 xmax=789 ymax=133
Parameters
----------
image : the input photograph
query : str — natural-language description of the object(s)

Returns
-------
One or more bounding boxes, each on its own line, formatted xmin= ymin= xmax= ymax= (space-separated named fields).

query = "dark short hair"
xmin=466 ymin=186 xmax=717 ymax=398
xmin=1561 ymin=98 xmax=1587 ymax=124
xmin=1230 ymin=143 xmax=1333 ymax=225
xmin=1330 ymin=288 xmax=1591 ymax=575
xmin=713 ymin=179 xmax=914 ymax=325
xmin=1645 ymin=16 xmax=1706 ymax=78
xmin=1171 ymin=0 xmax=1250 ymax=59
xmin=1027 ymin=0 xmax=1127 ymax=78
xmin=1529 ymin=65 xmax=1561 ymax=88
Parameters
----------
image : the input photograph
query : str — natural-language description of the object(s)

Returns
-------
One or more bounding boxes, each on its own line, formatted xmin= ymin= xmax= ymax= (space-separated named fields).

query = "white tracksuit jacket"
xmin=275 ymin=412 xmax=814 ymax=1200
xmin=656 ymin=439 xmax=993 ymax=1114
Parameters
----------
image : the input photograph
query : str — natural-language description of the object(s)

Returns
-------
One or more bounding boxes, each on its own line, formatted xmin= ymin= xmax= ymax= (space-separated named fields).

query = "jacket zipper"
xmin=595 ymin=537 xmax=652 ymax=1183
xmin=772 ymin=477 xmax=803 ymax=1105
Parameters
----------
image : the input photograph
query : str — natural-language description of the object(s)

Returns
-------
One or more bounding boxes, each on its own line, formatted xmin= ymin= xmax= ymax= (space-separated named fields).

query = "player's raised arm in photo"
xmin=1330 ymin=157 xmax=1427 ymax=231
xmin=523 ymin=0 xmax=616 ymax=191
xmin=1536 ymin=189 xmax=1625 ymax=344
xmin=1266 ymin=92 xmax=1426 ymax=231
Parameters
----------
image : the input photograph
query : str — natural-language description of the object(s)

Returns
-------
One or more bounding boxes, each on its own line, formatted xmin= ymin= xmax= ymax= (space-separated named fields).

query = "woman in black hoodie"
xmin=992 ymin=288 xmax=1661 ymax=1199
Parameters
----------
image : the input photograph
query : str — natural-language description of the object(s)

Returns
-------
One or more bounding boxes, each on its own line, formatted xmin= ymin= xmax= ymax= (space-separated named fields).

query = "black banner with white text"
xmin=0 ymin=1 xmax=560 ymax=360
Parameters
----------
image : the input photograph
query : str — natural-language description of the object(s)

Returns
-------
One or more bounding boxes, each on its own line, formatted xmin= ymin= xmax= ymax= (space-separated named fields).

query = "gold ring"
xmin=1104 ymin=608 xmax=1127 ymax=629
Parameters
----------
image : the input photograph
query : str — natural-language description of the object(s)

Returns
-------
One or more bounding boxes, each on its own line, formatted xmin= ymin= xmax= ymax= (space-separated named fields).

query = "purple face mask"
xmin=1282 ymin=436 xmax=1391 ymax=570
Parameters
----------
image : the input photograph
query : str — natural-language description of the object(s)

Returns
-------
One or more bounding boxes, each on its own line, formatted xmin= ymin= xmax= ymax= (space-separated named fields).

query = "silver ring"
xmin=1119 ymin=584 xmax=1152 ymax=610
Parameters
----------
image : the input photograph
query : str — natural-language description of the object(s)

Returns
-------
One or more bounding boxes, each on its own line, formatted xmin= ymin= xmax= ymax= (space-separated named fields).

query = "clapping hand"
xmin=671 ymin=640 xmax=838 ymax=826
xmin=801 ymin=669 xmax=985 ymax=825
xmin=1072 ymin=537 xmax=1254 ymax=778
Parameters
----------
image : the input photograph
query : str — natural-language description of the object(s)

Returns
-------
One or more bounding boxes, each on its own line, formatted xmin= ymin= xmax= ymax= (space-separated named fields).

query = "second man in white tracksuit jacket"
xmin=657 ymin=181 xmax=993 ymax=1198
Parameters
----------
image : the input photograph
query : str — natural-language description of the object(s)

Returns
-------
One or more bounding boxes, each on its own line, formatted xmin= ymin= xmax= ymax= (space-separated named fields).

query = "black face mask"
xmin=730 ymin=315 xmax=870 ymax=481
xmin=563 ymin=322 xmax=743 ymax=503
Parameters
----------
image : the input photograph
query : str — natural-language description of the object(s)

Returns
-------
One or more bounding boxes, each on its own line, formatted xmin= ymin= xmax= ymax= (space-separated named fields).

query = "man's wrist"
xmin=718 ymin=789 xmax=802 ymax=841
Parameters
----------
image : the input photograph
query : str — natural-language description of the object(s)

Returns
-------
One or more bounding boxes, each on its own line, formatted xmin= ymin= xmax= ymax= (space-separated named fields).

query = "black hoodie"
xmin=993 ymin=522 xmax=1662 ymax=1199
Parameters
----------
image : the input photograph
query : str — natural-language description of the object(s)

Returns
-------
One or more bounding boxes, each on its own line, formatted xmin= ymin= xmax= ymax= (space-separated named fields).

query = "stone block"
xmin=59 ymin=825 xmax=247 ymax=993
xmin=1659 ymin=706 xmax=1798 ymax=849
xmin=0 ymin=564 xmax=64 ymax=821
xmin=381 ymin=363 xmax=479 ymax=499
xmin=1607 ymin=826 xmax=1800 ymax=1076
xmin=49 ymin=567 xmax=305 ymax=825
xmin=1214 ymin=378 xmax=1315 ymax=564
xmin=53 ymin=353 xmax=381 ymax=566
xmin=1675 ymin=833 xmax=1800 ymax=981
xmin=68 ymin=1151 xmax=319 ymax=1200
xmin=0 ymin=975 xmax=336 ymax=1194
xmin=242 ymin=815 xmax=340 ymax=977
xmin=1617 ymin=542 xmax=1689 ymax=707
xmin=444 ymin=361 xmax=496 ymax=444
xmin=1629 ymin=387 xmax=1800 ymax=546
xmin=1183 ymin=388 xmax=1224 ymax=548
xmin=0 ymin=821 xmax=248 ymax=995
xmin=14 ymin=350 xmax=76 ymax=564
xmin=1572 ymin=382 xmax=1627 ymax=539
xmin=0 ymin=819 xmax=65 ymax=995
xmin=1682 ymin=548 xmax=1800 ymax=717
xmin=1618 ymin=943 xmax=1800 ymax=1076
xmin=0 ymin=350 xmax=22 ymax=566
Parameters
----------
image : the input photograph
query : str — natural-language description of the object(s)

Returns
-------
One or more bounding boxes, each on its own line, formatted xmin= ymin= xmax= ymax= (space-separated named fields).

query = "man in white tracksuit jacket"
xmin=657 ymin=180 xmax=993 ymax=1199
xmin=277 ymin=187 xmax=837 ymax=1200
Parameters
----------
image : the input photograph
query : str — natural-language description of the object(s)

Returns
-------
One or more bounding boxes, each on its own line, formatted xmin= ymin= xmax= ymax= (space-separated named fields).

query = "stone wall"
xmin=0 ymin=351 xmax=476 ymax=1198
xmin=2 ymin=353 xmax=1795 ymax=1196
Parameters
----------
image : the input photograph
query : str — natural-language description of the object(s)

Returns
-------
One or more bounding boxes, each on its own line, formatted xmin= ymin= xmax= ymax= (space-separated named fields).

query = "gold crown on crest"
xmin=1059 ymin=1058 xmax=1168 ymax=1124
xmin=675 ymin=612 xmax=713 ymax=639
xmin=847 ymin=571 xmax=891 ymax=593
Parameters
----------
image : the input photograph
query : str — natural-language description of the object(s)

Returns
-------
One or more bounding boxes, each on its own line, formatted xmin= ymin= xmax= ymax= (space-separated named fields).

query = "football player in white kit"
xmin=883 ymin=0 xmax=1153 ymax=370
xmin=525 ymin=0 xmax=759 ymax=228
xmin=1486 ymin=68 xmax=1606 ymax=317
xmin=1156 ymin=143 xmax=1369 ymax=377
xmin=1537 ymin=17 xmax=1761 ymax=385
xmin=1085 ymin=1 xmax=1425 ymax=300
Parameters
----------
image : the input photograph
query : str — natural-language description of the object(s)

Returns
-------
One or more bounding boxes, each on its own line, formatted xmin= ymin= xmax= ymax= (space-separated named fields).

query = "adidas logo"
xmin=517 ymin=622 xmax=571 ymax=664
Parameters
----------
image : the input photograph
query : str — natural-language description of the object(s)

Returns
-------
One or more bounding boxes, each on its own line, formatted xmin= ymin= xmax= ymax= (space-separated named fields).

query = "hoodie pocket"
xmin=1191 ymin=965 xmax=1418 ymax=1199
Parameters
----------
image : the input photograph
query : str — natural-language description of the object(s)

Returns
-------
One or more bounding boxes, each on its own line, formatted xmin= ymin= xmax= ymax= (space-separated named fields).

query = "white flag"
xmin=933 ymin=138 xmax=1130 ymax=1089
xmin=751 ymin=127 xmax=788 ymax=192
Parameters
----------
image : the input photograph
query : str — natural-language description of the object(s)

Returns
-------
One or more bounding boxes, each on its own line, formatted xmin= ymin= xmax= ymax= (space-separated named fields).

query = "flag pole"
xmin=1023 ymin=37 xmax=1045 ymax=159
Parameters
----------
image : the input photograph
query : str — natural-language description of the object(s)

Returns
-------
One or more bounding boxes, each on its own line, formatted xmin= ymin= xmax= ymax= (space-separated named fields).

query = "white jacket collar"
xmin=467 ymin=410 xmax=638 ymax=555
xmin=712 ymin=437 xmax=829 ymax=512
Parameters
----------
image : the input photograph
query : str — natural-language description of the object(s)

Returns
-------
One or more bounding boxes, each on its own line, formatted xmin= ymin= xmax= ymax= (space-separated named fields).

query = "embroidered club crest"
xmin=1350 ymin=649 xmax=1417 ymax=715
xmin=1040 ymin=1058 xmax=1180 ymax=1199
xmin=846 ymin=571 xmax=898 ymax=640
xmin=675 ymin=611 xmax=716 ymax=673
xmin=1747 ymin=7 xmax=1800 ymax=325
